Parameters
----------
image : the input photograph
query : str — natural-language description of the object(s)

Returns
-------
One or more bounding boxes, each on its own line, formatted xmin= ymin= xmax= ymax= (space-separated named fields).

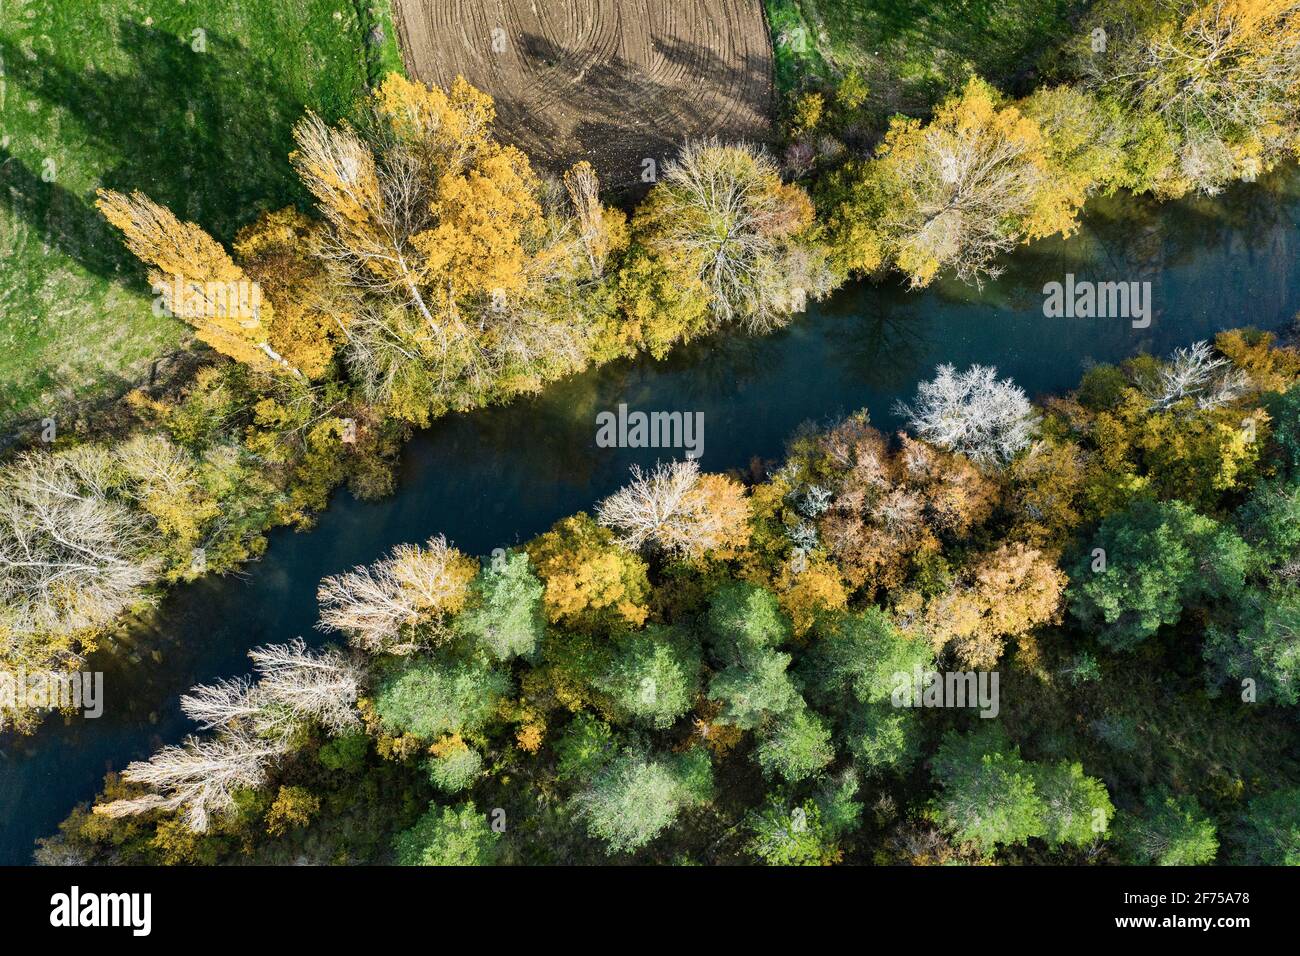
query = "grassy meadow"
xmin=0 ymin=0 xmax=401 ymax=429
xmin=765 ymin=0 xmax=1083 ymax=115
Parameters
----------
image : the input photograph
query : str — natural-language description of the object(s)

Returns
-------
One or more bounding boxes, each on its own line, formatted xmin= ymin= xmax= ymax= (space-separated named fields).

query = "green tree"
xmin=453 ymin=551 xmax=545 ymax=660
xmin=571 ymin=746 xmax=713 ymax=855
xmin=845 ymin=704 xmax=923 ymax=777
xmin=746 ymin=774 xmax=862 ymax=866
xmin=372 ymin=654 xmax=509 ymax=739
xmin=554 ymin=713 xmax=618 ymax=783
xmin=705 ymin=582 xmax=800 ymax=729
xmin=1118 ymin=791 xmax=1219 ymax=865
xmin=930 ymin=726 xmax=1044 ymax=853
xmin=1069 ymin=499 xmax=1248 ymax=650
xmin=1205 ymin=587 xmax=1300 ymax=705
xmin=800 ymin=610 xmax=932 ymax=777
xmin=1031 ymin=760 xmax=1114 ymax=847
xmin=706 ymin=581 xmax=790 ymax=654
xmin=1234 ymin=788 xmax=1300 ymax=865
xmin=596 ymin=626 xmax=701 ymax=729
xmin=1236 ymin=480 xmax=1300 ymax=573
xmin=708 ymin=647 xmax=801 ymax=731
xmin=755 ymin=705 xmax=835 ymax=783
xmin=801 ymin=609 xmax=933 ymax=708
xmin=426 ymin=741 xmax=484 ymax=793
xmin=393 ymin=801 xmax=499 ymax=865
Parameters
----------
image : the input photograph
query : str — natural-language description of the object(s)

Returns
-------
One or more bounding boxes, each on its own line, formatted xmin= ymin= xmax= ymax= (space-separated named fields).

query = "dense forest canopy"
xmin=39 ymin=329 xmax=1300 ymax=865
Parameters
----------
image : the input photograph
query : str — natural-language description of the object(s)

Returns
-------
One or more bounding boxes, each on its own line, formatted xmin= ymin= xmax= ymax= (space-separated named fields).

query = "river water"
xmin=3 ymin=174 xmax=1299 ymax=863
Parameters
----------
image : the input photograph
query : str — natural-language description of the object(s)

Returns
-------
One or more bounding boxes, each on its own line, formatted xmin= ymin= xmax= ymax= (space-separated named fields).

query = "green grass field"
xmin=0 ymin=1 xmax=401 ymax=429
xmin=766 ymin=0 xmax=1083 ymax=115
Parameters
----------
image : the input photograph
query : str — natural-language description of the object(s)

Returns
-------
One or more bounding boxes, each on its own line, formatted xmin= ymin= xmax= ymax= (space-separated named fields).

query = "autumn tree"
xmin=94 ymin=726 xmax=287 ymax=833
xmin=775 ymin=554 xmax=849 ymax=638
xmin=316 ymin=535 xmax=477 ymax=653
xmin=96 ymin=189 xmax=293 ymax=375
xmin=627 ymin=139 xmax=833 ymax=337
xmin=595 ymin=459 xmax=750 ymax=559
xmin=525 ymin=514 xmax=650 ymax=629
xmin=923 ymin=543 xmax=1066 ymax=669
xmin=1076 ymin=0 xmax=1300 ymax=195
xmin=293 ymin=74 xmax=624 ymax=422
xmin=96 ymin=639 xmax=360 ymax=832
xmin=1005 ymin=436 xmax=1087 ymax=547
xmin=233 ymin=206 xmax=343 ymax=379
xmin=814 ymin=421 xmax=999 ymax=595
xmin=1063 ymin=346 xmax=1269 ymax=517
xmin=824 ymin=77 xmax=1081 ymax=287
xmin=1019 ymin=84 xmax=1166 ymax=197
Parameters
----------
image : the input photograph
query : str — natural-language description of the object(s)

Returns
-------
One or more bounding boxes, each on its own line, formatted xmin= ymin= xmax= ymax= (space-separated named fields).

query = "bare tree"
xmin=102 ymin=639 xmax=361 ymax=832
xmin=895 ymin=364 xmax=1039 ymax=467
xmin=0 ymin=449 xmax=162 ymax=643
xmin=596 ymin=459 xmax=749 ymax=558
xmin=1142 ymin=340 xmax=1249 ymax=411
xmin=651 ymin=139 xmax=832 ymax=332
xmin=316 ymin=535 xmax=471 ymax=653
xmin=180 ymin=676 xmax=260 ymax=731
xmin=249 ymin=638 xmax=361 ymax=736
xmin=95 ymin=727 xmax=287 ymax=832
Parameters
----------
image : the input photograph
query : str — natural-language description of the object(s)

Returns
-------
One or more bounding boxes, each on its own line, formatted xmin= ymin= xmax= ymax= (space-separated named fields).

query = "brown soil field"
xmin=391 ymin=0 xmax=774 ymax=196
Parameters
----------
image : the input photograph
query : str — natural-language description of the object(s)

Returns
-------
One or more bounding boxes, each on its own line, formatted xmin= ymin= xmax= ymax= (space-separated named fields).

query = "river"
xmin=3 ymin=173 xmax=1299 ymax=864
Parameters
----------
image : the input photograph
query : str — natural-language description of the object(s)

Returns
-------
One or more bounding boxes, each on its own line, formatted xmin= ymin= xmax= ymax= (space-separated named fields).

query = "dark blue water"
xmin=3 ymin=173 xmax=1298 ymax=863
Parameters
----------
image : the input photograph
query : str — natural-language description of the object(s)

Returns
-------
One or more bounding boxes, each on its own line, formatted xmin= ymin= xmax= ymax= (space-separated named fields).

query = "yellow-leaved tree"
xmin=1078 ymin=0 xmax=1300 ymax=195
xmin=95 ymin=189 xmax=296 ymax=375
xmin=291 ymin=74 xmax=625 ymax=423
xmin=825 ymin=77 xmax=1083 ymax=288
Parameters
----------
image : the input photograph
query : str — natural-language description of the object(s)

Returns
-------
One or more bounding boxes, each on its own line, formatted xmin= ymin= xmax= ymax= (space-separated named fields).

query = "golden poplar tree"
xmin=96 ymin=189 xmax=291 ymax=374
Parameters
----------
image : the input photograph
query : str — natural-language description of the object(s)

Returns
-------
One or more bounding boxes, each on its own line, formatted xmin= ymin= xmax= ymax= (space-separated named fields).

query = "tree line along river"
xmin=2 ymin=172 xmax=1299 ymax=863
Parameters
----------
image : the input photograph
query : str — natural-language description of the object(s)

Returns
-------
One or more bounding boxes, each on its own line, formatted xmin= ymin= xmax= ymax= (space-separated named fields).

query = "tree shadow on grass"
xmin=0 ymin=18 xmax=327 ymax=287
